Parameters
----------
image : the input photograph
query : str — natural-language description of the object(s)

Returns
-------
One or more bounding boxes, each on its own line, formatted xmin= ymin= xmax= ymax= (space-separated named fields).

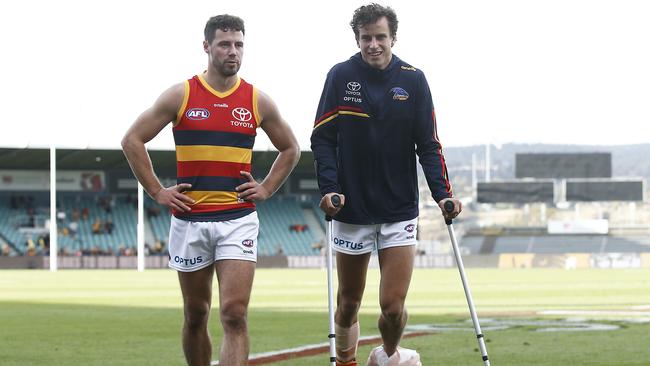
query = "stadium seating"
xmin=0 ymin=205 xmax=50 ymax=255
xmin=6 ymin=193 xmax=650 ymax=258
xmin=55 ymin=195 xmax=137 ymax=254
xmin=256 ymin=197 xmax=319 ymax=256
xmin=145 ymin=197 xmax=172 ymax=245
xmin=529 ymin=236 xmax=604 ymax=253
xmin=310 ymin=196 xmax=327 ymax=232
xmin=457 ymin=235 xmax=483 ymax=254
xmin=0 ymin=206 xmax=27 ymax=254
xmin=144 ymin=195 xmax=321 ymax=256
xmin=460 ymin=234 xmax=650 ymax=254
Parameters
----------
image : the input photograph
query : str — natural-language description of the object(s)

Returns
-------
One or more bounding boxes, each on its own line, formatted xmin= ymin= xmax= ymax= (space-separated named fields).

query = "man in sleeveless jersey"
xmin=122 ymin=15 xmax=300 ymax=366
xmin=311 ymin=4 xmax=462 ymax=366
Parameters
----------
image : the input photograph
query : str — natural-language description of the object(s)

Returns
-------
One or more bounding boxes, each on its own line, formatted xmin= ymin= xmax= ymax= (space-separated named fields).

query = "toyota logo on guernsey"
xmin=186 ymin=108 xmax=210 ymax=120
xmin=347 ymin=81 xmax=361 ymax=92
xmin=232 ymin=107 xmax=252 ymax=122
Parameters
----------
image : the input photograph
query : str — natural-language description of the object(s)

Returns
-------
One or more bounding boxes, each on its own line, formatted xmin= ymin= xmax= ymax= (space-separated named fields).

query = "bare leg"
xmin=334 ymin=252 xmax=371 ymax=362
xmin=377 ymin=246 xmax=415 ymax=356
xmin=335 ymin=252 xmax=371 ymax=326
xmin=178 ymin=265 xmax=215 ymax=366
xmin=215 ymin=259 xmax=256 ymax=365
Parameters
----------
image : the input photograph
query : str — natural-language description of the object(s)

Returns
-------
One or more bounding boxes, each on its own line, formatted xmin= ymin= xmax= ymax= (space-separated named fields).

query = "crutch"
xmin=444 ymin=200 xmax=490 ymax=366
xmin=325 ymin=194 xmax=341 ymax=365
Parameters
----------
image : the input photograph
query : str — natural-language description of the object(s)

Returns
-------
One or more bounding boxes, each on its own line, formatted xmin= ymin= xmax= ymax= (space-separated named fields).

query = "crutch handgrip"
xmin=443 ymin=199 xmax=455 ymax=225
xmin=331 ymin=194 xmax=341 ymax=207
xmin=325 ymin=194 xmax=341 ymax=222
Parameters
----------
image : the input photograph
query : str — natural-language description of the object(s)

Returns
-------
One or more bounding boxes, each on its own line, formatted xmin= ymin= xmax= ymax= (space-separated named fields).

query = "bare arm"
xmin=121 ymin=83 xmax=194 ymax=212
xmin=236 ymin=89 xmax=300 ymax=201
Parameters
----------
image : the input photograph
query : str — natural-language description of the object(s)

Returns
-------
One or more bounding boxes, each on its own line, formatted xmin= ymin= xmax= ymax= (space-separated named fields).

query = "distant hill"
xmin=440 ymin=143 xmax=650 ymax=189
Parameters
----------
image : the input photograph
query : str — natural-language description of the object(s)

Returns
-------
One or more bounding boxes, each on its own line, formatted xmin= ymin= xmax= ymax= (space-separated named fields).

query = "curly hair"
xmin=204 ymin=14 xmax=245 ymax=43
xmin=350 ymin=3 xmax=398 ymax=40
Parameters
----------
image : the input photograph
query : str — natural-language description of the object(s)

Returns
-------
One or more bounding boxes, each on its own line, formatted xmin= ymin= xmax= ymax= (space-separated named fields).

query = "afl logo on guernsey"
xmin=242 ymin=239 xmax=254 ymax=248
xmin=390 ymin=87 xmax=409 ymax=101
xmin=232 ymin=107 xmax=252 ymax=122
xmin=186 ymin=108 xmax=210 ymax=120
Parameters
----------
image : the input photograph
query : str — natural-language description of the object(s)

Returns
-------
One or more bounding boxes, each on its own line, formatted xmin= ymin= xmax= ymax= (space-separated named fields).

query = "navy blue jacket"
xmin=311 ymin=53 xmax=452 ymax=225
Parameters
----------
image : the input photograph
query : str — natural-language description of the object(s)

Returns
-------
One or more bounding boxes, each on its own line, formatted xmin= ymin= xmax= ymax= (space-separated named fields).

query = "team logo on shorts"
xmin=390 ymin=87 xmax=409 ymax=101
xmin=173 ymin=255 xmax=203 ymax=266
xmin=333 ymin=237 xmax=363 ymax=250
xmin=186 ymin=108 xmax=210 ymax=120
xmin=404 ymin=224 xmax=415 ymax=233
xmin=242 ymin=239 xmax=254 ymax=248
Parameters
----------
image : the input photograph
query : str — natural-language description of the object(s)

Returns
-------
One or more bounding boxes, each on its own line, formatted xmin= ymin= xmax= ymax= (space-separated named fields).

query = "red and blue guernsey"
xmin=311 ymin=53 xmax=453 ymax=225
xmin=173 ymin=74 xmax=261 ymax=222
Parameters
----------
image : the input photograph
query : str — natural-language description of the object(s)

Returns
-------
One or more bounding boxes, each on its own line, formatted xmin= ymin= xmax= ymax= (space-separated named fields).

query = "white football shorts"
xmin=168 ymin=211 xmax=259 ymax=272
xmin=331 ymin=217 xmax=418 ymax=255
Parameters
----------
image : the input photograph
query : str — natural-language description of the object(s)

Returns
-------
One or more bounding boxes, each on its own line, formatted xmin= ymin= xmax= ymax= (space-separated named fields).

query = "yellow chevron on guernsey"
xmin=401 ymin=65 xmax=417 ymax=71
xmin=339 ymin=111 xmax=369 ymax=117
xmin=314 ymin=110 xmax=370 ymax=129
xmin=176 ymin=145 xmax=252 ymax=163
xmin=184 ymin=191 xmax=239 ymax=205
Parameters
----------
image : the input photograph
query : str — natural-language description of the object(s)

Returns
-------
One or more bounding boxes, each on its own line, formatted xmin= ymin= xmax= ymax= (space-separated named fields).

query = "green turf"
xmin=1 ymin=268 xmax=650 ymax=365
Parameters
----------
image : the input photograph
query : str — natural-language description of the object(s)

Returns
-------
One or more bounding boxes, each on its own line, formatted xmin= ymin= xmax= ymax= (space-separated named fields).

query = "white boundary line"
xmin=211 ymin=332 xmax=426 ymax=365
xmin=211 ymin=311 xmax=650 ymax=365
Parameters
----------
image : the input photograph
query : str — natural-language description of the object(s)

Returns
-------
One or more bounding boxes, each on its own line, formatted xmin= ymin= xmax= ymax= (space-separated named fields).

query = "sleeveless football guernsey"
xmin=173 ymin=74 xmax=261 ymax=222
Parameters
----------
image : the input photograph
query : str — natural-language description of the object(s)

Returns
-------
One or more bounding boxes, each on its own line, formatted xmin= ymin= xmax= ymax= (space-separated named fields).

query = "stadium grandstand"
xmin=0 ymin=148 xmax=329 ymax=268
xmin=1 ymin=146 xmax=650 ymax=270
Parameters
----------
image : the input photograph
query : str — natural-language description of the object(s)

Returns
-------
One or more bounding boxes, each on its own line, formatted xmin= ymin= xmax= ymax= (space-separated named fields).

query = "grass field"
xmin=1 ymin=268 xmax=650 ymax=365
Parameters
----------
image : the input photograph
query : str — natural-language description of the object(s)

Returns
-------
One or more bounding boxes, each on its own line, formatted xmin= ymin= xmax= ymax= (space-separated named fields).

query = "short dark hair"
xmin=350 ymin=3 xmax=398 ymax=40
xmin=204 ymin=14 xmax=245 ymax=43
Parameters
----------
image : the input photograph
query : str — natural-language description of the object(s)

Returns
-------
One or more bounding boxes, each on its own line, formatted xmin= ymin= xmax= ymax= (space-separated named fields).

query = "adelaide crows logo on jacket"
xmin=390 ymin=87 xmax=409 ymax=101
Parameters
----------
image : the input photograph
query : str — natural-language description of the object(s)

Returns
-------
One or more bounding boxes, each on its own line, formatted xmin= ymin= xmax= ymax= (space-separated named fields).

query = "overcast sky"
xmin=1 ymin=0 xmax=648 ymax=151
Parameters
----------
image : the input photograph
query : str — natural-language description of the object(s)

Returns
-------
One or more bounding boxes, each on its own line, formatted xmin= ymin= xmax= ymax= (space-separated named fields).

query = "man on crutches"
xmin=311 ymin=4 xmax=461 ymax=365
